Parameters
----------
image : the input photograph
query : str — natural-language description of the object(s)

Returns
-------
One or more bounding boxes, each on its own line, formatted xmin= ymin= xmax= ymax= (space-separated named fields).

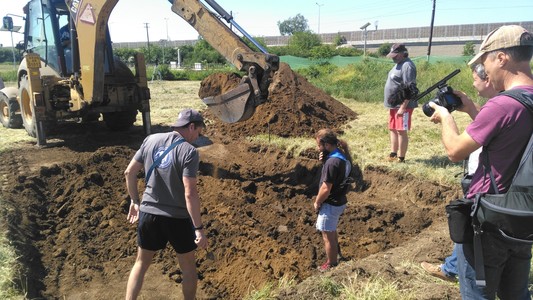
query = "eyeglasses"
xmin=473 ymin=64 xmax=488 ymax=81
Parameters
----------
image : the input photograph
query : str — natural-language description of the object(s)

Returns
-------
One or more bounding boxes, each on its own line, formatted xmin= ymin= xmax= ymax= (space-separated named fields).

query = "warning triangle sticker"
xmin=79 ymin=4 xmax=96 ymax=25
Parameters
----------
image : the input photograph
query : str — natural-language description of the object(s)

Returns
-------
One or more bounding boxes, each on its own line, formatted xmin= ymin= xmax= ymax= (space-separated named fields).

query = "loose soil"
xmin=0 ymin=65 xmax=462 ymax=299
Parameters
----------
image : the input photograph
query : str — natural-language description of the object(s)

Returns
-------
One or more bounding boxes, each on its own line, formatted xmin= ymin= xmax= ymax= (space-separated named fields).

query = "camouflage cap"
xmin=468 ymin=25 xmax=533 ymax=66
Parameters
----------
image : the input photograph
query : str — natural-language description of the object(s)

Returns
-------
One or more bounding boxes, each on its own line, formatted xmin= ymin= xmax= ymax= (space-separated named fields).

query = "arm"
xmin=429 ymin=102 xmax=481 ymax=162
xmin=183 ymin=176 xmax=208 ymax=249
xmin=314 ymin=182 xmax=333 ymax=212
xmin=398 ymin=62 xmax=416 ymax=115
xmin=397 ymin=100 xmax=410 ymax=115
xmin=124 ymin=158 xmax=143 ymax=223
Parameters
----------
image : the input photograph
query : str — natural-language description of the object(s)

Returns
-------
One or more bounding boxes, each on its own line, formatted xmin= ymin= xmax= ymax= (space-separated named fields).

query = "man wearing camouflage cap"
xmin=428 ymin=25 xmax=533 ymax=299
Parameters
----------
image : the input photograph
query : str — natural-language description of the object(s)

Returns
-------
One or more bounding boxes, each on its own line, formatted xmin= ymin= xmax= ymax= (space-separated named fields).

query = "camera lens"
xmin=422 ymin=102 xmax=434 ymax=117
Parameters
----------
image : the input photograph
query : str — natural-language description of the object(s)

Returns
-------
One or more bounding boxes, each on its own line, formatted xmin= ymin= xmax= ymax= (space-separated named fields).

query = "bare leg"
xmin=126 ymin=247 xmax=156 ymax=300
xmin=177 ymin=250 xmax=198 ymax=300
xmin=322 ymin=231 xmax=339 ymax=265
xmin=397 ymin=130 xmax=408 ymax=158
xmin=389 ymin=130 xmax=399 ymax=154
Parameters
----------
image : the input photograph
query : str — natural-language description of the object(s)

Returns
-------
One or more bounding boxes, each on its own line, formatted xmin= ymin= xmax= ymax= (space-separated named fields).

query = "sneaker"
xmin=420 ymin=262 xmax=457 ymax=282
xmin=317 ymin=261 xmax=338 ymax=272
xmin=386 ymin=155 xmax=398 ymax=162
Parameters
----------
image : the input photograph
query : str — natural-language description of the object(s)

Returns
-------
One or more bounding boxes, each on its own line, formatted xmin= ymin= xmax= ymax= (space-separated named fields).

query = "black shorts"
xmin=137 ymin=211 xmax=197 ymax=254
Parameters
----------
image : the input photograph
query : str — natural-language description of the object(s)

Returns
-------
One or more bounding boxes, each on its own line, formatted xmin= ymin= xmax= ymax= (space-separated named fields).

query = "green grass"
xmin=341 ymin=273 xmax=415 ymax=300
xmin=0 ymin=233 xmax=24 ymax=299
xmin=243 ymin=275 xmax=296 ymax=300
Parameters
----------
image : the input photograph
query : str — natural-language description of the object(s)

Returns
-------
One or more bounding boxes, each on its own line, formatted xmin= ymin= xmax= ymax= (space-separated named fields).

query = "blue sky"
xmin=1 ymin=0 xmax=532 ymax=47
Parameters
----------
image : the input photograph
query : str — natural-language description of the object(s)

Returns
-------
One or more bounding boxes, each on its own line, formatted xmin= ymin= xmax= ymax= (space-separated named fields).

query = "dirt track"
xmin=0 ymin=65 xmax=463 ymax=299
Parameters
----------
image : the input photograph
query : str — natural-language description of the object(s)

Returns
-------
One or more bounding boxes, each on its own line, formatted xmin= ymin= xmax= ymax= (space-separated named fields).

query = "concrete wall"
xmin=113 ymin=21 xmax=533 ymax=57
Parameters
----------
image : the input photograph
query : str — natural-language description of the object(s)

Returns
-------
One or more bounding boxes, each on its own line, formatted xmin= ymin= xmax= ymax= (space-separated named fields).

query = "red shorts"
xmin=389 ymin=108 xmax=413 ymax=131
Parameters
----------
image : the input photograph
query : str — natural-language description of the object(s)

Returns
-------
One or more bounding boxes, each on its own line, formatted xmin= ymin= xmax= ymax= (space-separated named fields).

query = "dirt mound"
xmin=200 ymin=63 xmax=357 ymax=138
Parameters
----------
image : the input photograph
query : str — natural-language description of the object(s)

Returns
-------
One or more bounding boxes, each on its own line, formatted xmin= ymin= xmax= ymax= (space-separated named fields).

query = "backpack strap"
xmin=328 ymin=149 xmax=353 ymax=187
xmin=145 ymin=138 xmax=185 ymax=184
xmin=499 ymin=89 xmax=533 ymax=114
xmin=498 ymin=89 xmax=533 ymax=186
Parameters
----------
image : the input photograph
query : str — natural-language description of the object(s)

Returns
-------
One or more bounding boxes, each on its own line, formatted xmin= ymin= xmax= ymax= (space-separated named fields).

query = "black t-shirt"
xmin=320 ymin=157 xmax=348 ymax=206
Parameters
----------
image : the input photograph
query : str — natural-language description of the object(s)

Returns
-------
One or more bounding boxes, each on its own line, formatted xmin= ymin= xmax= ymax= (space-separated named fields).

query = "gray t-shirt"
xmin=384 ymin=57 xmax=418 ymax=109
xmin=133 ymin=132 xmax=199 ymax=218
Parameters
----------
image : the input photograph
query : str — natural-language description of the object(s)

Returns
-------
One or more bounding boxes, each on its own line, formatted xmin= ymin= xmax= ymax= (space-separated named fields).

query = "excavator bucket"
xmin=201 ymin=83 xmax=257 ymax=123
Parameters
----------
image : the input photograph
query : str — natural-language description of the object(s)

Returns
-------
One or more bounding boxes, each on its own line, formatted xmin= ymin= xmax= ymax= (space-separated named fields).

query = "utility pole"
xmin=360 ymin=22 xmax=371 ymax=56
xmin=427 ymin=0 xmax=436 ymax=62
xmin=315 ymin=2 xmax=323 ymax=34
xmin=144 ymin=22 xmax=150 ymax=63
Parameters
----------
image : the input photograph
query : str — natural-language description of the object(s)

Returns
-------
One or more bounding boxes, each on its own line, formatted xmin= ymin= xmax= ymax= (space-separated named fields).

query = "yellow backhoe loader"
xmin=0 ymin=0 xmax=279 ymax=146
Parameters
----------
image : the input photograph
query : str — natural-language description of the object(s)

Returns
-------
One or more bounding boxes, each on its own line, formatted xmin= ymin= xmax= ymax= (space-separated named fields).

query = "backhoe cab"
xmin=0 ymin=0 xmax=151 ymax=146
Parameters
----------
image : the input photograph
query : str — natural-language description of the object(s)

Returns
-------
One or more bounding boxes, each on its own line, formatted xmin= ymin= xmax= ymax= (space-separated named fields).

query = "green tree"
xmin=189 ymin=39 xmax=225 ymax=65
xmin=333 ymin=33 xmax=347 ymax=46
xmin=277 ymin=14 xmax=309 ymax=36
xmin=287 ymin=31 xmax=321 ymax=57
xmin=309 ymin=44 xmax=334 ymax=61
xmin=113 ymin=47 xmax=138 ymax=64
xmin=377 ymin=43 xmax=392 ymax=57
xmin=463 ymin=42 xmax=475 ymax=56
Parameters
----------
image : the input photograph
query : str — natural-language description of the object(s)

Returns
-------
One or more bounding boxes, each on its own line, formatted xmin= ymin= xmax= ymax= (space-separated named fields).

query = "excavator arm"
xmin=170 ymin=0 xmax=279 ymax=123
xmin=63 ymin=0 xmax=278 ymax=123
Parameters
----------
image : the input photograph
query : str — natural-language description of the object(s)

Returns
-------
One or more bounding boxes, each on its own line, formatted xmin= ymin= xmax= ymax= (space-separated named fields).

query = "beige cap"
xmin=468 ymin=25 xmax=533 ymax=66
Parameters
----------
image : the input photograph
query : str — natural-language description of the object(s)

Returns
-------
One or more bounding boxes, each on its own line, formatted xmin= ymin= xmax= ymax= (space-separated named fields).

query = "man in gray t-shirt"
xmin=384 ymin=43 xmax=417 ymax=163
xmin=124 ymin=108 xmax=208 ymax=300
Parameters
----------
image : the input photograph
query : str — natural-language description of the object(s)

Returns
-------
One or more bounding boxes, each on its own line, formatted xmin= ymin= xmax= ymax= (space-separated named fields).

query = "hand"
xmin=396 ymin=106 xmax=406 ymax=116
xmin=318 ymin=152 xmax=324 ymax=161
xmin=194 ymin=230 xmax=208 ymax=249
xmin=314 ymin=201 xmax=321 ymax=213
xmin=127 ymin=202 xmax=139 ymax=224
xmin=453 ymin=90 xmax=478 ymax=118
xmin=428 ymin=102 xmax=451 ymax=124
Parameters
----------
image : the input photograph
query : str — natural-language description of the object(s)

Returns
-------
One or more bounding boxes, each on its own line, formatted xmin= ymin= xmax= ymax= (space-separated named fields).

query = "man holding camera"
xmin=384 ymin=43 xmax=417 ymax=163
xmin=429 ymin=25 xmax=533 ymax=299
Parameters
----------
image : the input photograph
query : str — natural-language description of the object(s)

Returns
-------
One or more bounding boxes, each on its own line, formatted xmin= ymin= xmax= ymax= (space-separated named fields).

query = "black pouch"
xmin=476 ymin=188 xmax=533 ymax=243
xmin=445 ymin=198 xmax=474 ymax=243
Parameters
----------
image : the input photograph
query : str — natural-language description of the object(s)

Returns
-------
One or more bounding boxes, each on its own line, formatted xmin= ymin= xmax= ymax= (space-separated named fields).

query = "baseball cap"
xmin=171 ymin=109 xmax=205 ymax=128
xmin=468 ymin=25 xmax=533 ymax=66
xmin=387 ymin=43 xmax=408 ymax=58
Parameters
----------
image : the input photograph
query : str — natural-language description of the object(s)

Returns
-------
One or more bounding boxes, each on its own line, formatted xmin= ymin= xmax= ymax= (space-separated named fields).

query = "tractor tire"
xmin=0 ymin=93 xmax=22 ymax=128
xmin=19 ymin=75 xmax=38 ymax=137
xmin=102 ymin=110 xmax=137 ymax=131
xmin=81 ymin=112 xmax=100 ymax=123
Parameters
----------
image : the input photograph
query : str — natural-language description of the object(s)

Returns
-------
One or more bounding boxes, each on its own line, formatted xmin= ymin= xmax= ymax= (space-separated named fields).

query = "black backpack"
xmin=471 ymin=89 xmax=533 ymax=286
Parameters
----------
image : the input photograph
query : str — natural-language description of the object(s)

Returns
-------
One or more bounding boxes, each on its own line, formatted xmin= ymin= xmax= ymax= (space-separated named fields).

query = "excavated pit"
xmin=0 ymin=64 xmax=461 ymax=299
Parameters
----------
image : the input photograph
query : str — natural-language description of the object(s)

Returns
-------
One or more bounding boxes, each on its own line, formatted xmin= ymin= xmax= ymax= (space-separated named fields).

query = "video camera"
xmin=414 ymin=69 xmax=462 ymax=117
